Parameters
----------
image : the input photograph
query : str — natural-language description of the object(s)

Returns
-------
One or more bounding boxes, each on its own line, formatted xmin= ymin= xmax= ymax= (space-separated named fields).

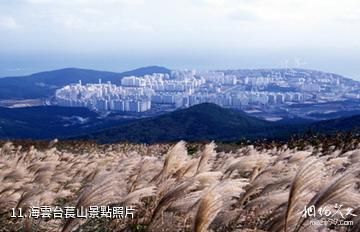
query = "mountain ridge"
xmin=80 ymin=103 xmax=280 ymax=143
xmin=78 ymin=103 xmax=360 ymax=143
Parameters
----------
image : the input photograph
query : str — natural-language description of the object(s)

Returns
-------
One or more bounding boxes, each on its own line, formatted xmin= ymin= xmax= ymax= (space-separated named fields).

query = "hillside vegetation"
xmin=1 ymin=136 xmax=360 ymax=232
xmin=83 ymin=103 xmax=275 ymax=143
xmin=79 ymin=103 xmax=360 ymax=143
xmin=2 ymin=103 xmax=360 ymax=142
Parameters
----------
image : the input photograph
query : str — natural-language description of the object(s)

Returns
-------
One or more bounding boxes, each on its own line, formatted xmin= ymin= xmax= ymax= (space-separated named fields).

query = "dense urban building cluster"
xmin=55 ymin=79 xmax=152 ymax=112
xmin=55 ymin=69 xmax=360 ymax=112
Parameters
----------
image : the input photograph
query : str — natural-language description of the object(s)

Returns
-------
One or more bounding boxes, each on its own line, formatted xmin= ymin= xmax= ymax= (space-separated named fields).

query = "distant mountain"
xmin=0 ymin=66 xmax=171 ymax=99
xmin=119 ymin=66 xmax=171 ymax=77
xmin=81 ymin=103 xmax=275 ymax=143
xmin=0 ymin=106 xmax=132 ymax=139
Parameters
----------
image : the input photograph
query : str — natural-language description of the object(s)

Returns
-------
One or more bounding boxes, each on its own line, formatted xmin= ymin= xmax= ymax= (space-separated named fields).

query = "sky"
xmin=0 ymin=0 xmax=359 ymax=79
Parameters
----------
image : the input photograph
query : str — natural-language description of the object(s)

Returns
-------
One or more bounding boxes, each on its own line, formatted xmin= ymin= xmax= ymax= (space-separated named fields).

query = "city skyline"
xmin=55 ymin=69 xmax=360 ymax=118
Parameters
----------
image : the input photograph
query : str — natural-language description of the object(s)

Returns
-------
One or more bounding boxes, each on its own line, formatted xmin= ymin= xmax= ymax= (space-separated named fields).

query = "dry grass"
xmin=0 ymin=138 xmax=359 ymax=232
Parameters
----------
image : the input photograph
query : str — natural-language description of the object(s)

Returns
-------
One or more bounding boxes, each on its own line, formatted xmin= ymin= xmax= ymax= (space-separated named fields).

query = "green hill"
xmin=83 ymin=103 xmax=274 ymax=143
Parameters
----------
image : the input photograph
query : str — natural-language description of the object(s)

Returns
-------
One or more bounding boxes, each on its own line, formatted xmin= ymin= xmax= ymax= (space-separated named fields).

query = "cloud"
xmin=16 ymin=0 xmax=148 ymax=33
xmin=227 ymin=8 xmax=258 ymax=22
xmin=0 ymin=0 xmax=360 ymax=54
xmin=0 ymin=16 xmax=19 ymax=30
xmin=24 ymin=0 xmax=144 ymax=6
xmin=337 ymin=13 xmax=360 ymax=23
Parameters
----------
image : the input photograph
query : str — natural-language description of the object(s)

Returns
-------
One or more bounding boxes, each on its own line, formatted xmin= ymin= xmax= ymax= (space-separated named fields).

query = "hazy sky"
xmin=0 ymin=0 xmax=359 ymax=78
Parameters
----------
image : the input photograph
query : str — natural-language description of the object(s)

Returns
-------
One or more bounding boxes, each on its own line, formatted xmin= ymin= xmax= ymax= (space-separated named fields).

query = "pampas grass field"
xmin=1 ymin=136 xmax=360 ymax=232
